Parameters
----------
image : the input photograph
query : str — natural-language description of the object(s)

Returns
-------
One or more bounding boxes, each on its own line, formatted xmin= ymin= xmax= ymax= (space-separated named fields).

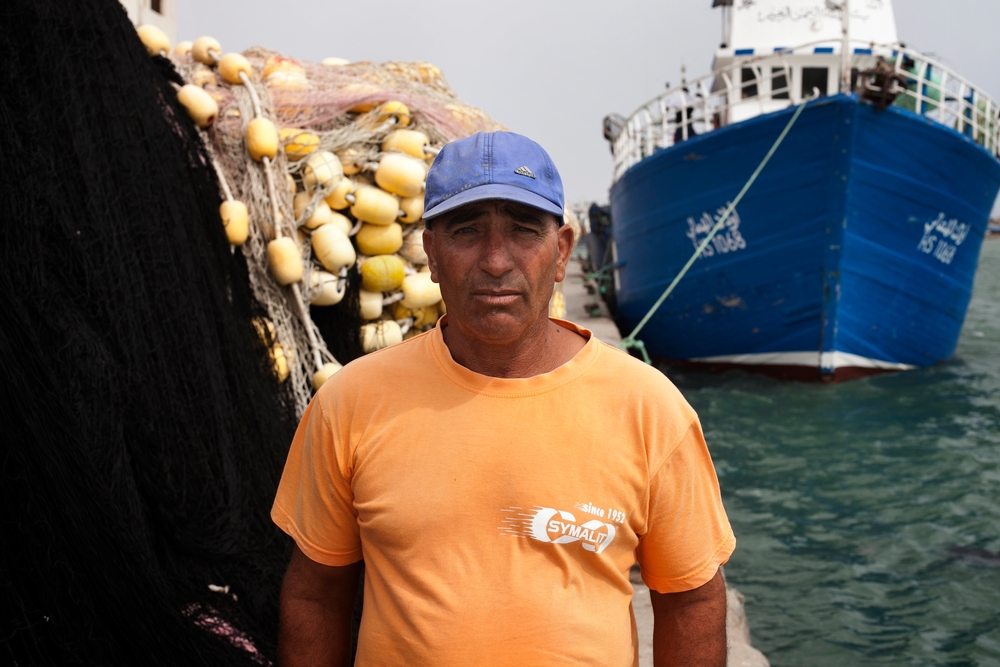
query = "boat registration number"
xmin=917 ymin=212 xmax=970 ymax=266
xmin=686 ymin=204 xmax=748 ymax=259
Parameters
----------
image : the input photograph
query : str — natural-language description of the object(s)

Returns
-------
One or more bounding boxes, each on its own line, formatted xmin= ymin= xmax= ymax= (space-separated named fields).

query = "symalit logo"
xmin=499 ymin=506 xmax=617 ymax=554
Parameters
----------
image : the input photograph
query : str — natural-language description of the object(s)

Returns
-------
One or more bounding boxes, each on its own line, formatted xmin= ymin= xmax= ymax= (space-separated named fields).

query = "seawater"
xmin=669 ymin=240 xmax=1000 ymax=667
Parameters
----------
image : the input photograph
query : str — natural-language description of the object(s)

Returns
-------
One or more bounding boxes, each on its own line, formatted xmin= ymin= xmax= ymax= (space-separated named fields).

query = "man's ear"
xmin=423 ymin=227 xmax=439 ymax=283
xmin=553 ymin=222 xmax=575 ymax=284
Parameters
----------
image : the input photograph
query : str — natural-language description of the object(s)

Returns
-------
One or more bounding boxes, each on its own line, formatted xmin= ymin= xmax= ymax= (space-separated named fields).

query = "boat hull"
xmin=609 ymin=95 xmax=1000 ymax=380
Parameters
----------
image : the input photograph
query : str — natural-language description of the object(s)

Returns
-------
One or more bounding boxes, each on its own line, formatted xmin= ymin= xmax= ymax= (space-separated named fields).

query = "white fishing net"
xmin=170 ymin=46 xmax=505 ymax=415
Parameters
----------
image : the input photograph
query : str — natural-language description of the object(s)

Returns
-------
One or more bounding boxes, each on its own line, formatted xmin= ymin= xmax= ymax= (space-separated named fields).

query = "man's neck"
xmin=441 ymin=317 xmax=587 ymax=379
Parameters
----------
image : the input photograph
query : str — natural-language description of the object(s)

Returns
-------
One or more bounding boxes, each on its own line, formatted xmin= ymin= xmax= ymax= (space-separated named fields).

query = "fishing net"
xmin=0 ymin=0 xmax=299 ymax=664
xmin=170 ymin=45 xmax=507 ymax=415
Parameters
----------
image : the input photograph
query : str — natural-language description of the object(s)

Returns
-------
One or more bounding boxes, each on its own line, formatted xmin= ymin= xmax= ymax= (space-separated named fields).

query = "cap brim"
xmin=423 ymin=183 xmax=563 ymax=221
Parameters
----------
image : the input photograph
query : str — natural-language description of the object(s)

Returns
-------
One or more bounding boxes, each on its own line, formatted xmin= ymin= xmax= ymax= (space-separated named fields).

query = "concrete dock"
xmin=563 ymin=257 xmax=623 ymax=346
xmin=562 ymin=258 xmax=769 ymax=667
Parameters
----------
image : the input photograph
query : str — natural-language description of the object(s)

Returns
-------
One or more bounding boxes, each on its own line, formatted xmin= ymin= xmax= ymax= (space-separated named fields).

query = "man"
xmin=272 ymin=131 xmax=735 ymax=666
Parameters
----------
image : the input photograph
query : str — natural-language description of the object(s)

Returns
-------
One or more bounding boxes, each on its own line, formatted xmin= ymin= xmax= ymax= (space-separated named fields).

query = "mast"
xmin=714 ymin=0 xmax=733 ymax=47
xmin=841 ymin=0 xmax=851 ymax=93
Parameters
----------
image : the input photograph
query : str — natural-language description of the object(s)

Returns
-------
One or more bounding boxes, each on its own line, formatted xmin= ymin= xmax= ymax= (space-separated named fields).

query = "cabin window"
xmin=151 ymin=0 xmax=162 ymax=13
xmin=771 ymin=68 xmax=790 ymax=99
xmin=741 ymin=68 xmax=758 ymax=99
xmin=801 ymin=67 xmax=828 ymax=98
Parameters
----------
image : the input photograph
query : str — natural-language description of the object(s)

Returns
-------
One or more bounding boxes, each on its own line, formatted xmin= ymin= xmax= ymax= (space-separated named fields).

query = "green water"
xmin=670 ymin=241 xmax=1000 ymax=667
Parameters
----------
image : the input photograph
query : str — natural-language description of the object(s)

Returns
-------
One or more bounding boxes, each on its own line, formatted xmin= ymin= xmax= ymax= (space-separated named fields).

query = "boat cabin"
xmin=712 ymin=0 xmax=898 ymax=123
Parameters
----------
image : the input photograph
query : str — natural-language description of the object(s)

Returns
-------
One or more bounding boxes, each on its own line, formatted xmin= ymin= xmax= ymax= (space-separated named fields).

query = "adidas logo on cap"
xmin=514 ymin=165 xmax=536 ymax=179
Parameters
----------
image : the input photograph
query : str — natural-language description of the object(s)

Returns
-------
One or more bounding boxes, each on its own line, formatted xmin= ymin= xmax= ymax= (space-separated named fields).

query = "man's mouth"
xmin=471 ymin=290 xmax=521 ymax=307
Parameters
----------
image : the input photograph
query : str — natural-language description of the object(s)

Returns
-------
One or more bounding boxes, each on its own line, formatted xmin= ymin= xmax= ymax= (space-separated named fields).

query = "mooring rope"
xmin=584 ymin=261 xmax=621 ymax=284
xmin=618 ymin=99 xmax=810 ymax=364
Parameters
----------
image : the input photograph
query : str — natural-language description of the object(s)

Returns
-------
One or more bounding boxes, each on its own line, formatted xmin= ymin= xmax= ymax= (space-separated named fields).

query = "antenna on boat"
xmin=826 ymin=0 xmax=852 ymax=94
xmin=841 ymin=0 xmax=851 ymax=93
xmin=713 ymin=0 xmax=733 ymax=48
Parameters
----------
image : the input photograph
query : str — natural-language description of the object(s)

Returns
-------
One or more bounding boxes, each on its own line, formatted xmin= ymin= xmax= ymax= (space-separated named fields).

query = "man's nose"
xmin=477 ymin=228 xmax=515 ymax=277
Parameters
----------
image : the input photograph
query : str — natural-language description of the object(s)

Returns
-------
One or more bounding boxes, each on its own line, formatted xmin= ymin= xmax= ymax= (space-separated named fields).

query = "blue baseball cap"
xmin=423 ymin=131 xmax=564 ymax=222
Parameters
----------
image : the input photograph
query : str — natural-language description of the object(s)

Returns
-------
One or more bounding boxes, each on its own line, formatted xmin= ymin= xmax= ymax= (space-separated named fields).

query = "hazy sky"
xmin=180 ymin=1 xmax=1000 ymax=212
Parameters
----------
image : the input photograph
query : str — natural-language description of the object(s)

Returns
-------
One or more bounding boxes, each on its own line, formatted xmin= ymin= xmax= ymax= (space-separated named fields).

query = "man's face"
xmin=423 ymin=200 xmax=574 ymax=346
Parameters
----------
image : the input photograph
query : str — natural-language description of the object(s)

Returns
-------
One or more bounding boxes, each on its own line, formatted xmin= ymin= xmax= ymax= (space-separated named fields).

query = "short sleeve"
xmin=271 ymin=395 xmax=363 ymax=566
xmin=636 ymin=418 xmax=735 ymax=593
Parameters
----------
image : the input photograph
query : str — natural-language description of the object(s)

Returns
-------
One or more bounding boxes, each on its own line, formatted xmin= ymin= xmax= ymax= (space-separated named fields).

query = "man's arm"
xmin=650 ymin=568 xmax=727 ymax=667
xmin=279 ymin=544 xmax=362 ymax=667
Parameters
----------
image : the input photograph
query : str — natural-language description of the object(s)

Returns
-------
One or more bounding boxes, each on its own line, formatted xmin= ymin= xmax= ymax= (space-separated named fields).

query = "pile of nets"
xmin=0 ymin=0 xmax=307 ymax=664
xmin=149 ymin=31 xmax=509 ymax=415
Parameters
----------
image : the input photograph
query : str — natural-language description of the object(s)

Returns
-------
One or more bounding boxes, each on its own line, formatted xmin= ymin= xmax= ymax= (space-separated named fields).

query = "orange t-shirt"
xmin=271 ymin=318 xmax=735 ymax=667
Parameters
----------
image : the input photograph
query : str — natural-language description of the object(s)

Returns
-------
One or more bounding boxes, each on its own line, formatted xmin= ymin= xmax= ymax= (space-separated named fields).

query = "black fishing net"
xmin=0 ymin=0 xmax=340 ymax=663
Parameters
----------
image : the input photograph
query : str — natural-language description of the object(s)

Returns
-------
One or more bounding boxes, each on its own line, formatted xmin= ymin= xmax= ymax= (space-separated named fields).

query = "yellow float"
xmin=190 ymin=68 xmax=217 ymax=88
xmin=219 ymin=200 xmax=249 ymax=246
xmin=327 ymin=211 xmax=353 ymax=235
xmin=375 ymin=153 xmax=426 ymax=198
xmin=280 ymin=128 xmax=320 ymax=160
xmin=355 ymin=223 xmax=403 ymax=256
xmin=252 ymin=317 xmax=275 ymax=346
xmin=312 ymin=361 xmax=342 ymax=389
xmin=270 ymin=342 xmax=291 ymax=382
xmin=176 ymin=84 xmax=218 ymax=127
xmin=293 ymin=193 xmax=334 ymax=229
xmin=398 ymin=228 xmax=428 ymax=264
xmin=382 ymin=129 xmax=431 ymax=159
xmin=246 ymin=117 xmax=279 ymax=161
xmin=398 ymin=195 xmax=424 ymax=223
xmin=325 ymin=178 xmax=353 ymax=211
xmin=358 ymin=290 xmax=383 ymax=320
xmin=136 ymin=25 xmax=170 ymax=56
xmin=264 ymin=57 xmax=308 ymax=91
xmin=393 ymin=300 xmax=440 ymax=329
xmin=311 ymin=224 xmax=356 ymax=274
xmin=401 ymin=272 xmax=442 ymax=309
xmin=376 ymin=101 xmax=411 ymax=127
xmin=218 ymin=53 xmax=253 ymax=85
xmin=360 ymin=255 xmax=405 ymax=292
xmin=310 ymin=271 xmax=346 ymax=306
xmin=336 ymin=147 xmax=365 ymax=175
xmin=302 ymin=151 xmax=343 ymax=191
xmin=173 ymin=41 xmax=193 ymax=57
xmin=191 ymin=36 xmax=221 ymax=65
xmin=350 ymin=186 xmax=400 ymax=226
xmin=267 ymin=237 xmax=304 ymax=285
xmin=360 ymin=320 xmax=403 ymax=353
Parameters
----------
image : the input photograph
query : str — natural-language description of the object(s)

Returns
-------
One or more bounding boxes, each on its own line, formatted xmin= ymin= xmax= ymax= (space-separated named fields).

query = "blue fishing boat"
xmin=601 ymin=0 xmax=1000 ymax=381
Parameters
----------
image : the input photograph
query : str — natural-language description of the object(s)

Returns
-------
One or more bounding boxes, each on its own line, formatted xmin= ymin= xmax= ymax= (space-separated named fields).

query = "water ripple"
xmin=665 ymin=242 xmax=1000 ymax=666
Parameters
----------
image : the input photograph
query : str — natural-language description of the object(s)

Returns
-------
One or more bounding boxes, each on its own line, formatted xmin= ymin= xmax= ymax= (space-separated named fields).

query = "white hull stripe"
xmin=688 ymin=351 xmax=917 ymax=371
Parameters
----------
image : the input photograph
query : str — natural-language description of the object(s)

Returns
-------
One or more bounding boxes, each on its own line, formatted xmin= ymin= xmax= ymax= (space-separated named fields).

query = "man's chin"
xmin=455 ymin=308 xmax=541 ymax=343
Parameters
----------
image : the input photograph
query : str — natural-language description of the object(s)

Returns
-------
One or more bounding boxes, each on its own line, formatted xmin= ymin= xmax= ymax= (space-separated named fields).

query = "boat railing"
xmin=609 ymin=41 xmax=1000 ymax=182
